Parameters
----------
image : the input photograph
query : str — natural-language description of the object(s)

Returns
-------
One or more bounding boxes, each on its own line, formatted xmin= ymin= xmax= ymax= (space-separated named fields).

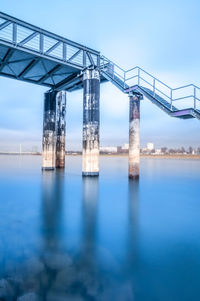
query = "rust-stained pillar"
xmin=56 ymin=91 xmax=66 ymax=168
xmin=82 ymin=68 xmax=100 ymax=176
xmin=42 ymin=91 xmax=57 ymax=170
xmin=129 ymin=93 xmax=141 ymax=179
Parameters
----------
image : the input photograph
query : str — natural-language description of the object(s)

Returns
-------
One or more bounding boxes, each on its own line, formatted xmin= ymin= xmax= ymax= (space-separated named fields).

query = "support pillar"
xmin=42 ymin=91 xmax=57 ymax=170
xmin=129 ymin=93 xmax=141 ymax=179
xmin=56 ymin=91 xmax=66 ymax=168
xmin=82 ymin=68 xmax=100 ymax=176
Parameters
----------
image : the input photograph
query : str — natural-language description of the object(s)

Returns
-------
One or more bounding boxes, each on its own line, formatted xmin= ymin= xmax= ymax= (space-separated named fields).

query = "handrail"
xmin=0 ymin=11 xmax=99 ymax=54
xmin=0 ymin=12 xmax=100 ymax=70
xmin=100 ymin=55 xmax=125 ymax=72
xmin=100 ymin=55 xmax=200 ymax=112
xmin=173 ymin=95 xmax=195 ymax=102
xmin=173 ymin=84 xmax=200 ymax=91
xmin=125 ymin=74 xmax=138 ymax=81
xmin=133 ymin=66 xmax=172 ymax=90
xmin=126 ymin=66 xmax=139 ymax=73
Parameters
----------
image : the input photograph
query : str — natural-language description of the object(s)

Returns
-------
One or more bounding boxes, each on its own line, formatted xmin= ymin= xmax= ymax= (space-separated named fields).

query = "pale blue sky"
xmin=0 ymin=0 xmax=199 ymax=151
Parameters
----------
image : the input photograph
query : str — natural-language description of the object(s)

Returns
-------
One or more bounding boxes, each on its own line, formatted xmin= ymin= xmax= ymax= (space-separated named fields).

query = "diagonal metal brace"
xmin=18 ymin=31 xmax=38 ymax=46
xmin=68 ymin=49 xmax=81 ymax=62
xmin=45 ymin=41 xmax=61 ymax=55
xmin=0 ymin=20 xmax=11 ymax=31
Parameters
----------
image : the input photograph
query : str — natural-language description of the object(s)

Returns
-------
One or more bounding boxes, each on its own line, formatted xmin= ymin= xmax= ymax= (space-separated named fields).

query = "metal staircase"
xmin=0 ymin=11 xmax=199 ymax=121
xmin=100 ymin=56 xmax=200 ymax=120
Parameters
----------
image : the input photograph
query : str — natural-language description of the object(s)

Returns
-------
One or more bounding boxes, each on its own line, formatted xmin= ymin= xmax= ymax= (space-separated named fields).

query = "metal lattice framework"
xmin=100 ymin=56 xmax=200 ymax=119
xmin=0 ymin=11 xmax=100 ymax=90
xmin=0 ymin=11 xmax=199 ymax=120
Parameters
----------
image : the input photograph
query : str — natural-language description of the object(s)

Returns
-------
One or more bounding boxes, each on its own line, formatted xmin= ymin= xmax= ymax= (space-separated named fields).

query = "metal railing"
xmin=100 ymin=55 xmax=200 ymax=112
xmin=0 ymin=11 xmax=199 ymax=111
xmin=0 ymin=11 xmax=100 ymax=69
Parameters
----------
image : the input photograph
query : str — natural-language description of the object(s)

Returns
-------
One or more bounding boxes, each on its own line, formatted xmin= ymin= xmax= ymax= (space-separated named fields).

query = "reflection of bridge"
xmin=0 ymin=12 xmax=199 ymax=178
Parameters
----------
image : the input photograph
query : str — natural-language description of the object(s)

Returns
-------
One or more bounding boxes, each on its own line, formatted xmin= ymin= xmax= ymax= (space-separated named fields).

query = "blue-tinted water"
xmin=0 ymin=155 xmax=200 ymax=300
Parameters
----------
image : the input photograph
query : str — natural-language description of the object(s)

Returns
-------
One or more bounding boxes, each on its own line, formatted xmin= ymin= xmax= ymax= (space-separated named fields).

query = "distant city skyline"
xmin=1 ymin=141 xmax=200 ymax=154
xmin=0 ymin=0 xmax=200 ymax=150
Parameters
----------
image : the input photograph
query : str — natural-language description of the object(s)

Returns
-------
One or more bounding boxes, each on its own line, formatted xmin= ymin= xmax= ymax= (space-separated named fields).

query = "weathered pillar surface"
xmin=56 ymin=91 xmax=66 ymax=168
xmin=82 ymin=68 xmax=100 ymax=176
xmin=42 ymin=91 xmax=57 ymax=170
xmin=129 ymin=94 xmax=140 ymax=179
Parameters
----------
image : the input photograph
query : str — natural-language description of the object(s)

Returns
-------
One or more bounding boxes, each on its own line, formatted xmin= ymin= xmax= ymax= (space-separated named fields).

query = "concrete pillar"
xmin=42 ymin=91 xmax=57 ymax=170
xmin=129 ymin=94 xmax=140 ymax=179
xmin=56 ymin=91 xmax=66 ymax=168
xmin=82 ymin=68 xmax=100 ymax=176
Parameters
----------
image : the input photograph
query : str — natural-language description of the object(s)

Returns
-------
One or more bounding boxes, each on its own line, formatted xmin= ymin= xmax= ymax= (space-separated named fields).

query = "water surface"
xmin=0 ymin=155 xmax=200 ymax=300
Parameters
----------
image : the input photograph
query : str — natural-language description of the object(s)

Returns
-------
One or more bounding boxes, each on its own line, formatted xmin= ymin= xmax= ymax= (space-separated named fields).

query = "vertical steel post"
xmin=153 ymin=78 xmax=155 ymax=97
xmin=40 ymin=33 xmax=44 ymax=54
xmin=42 ymin=91 xmax=57 ymax=170
xmin=129 ymin=93 xmax=140 ymax=179
xmin=170 ymin=89 xmax=173 ymax=110
xmin=56 ymin=91 xmax=66 ymax=168
xmin=138 ymin=68 xmax=140 ymax=86
xmin=63 ymin=43 xmax=67 ymax=61
xmin=12 ymin=23 xmax=17 ymax=45
xmin=82 ymin=68 xmax=100 ymax=176
xmin=194 ymin=87 xmax=196 ymax=110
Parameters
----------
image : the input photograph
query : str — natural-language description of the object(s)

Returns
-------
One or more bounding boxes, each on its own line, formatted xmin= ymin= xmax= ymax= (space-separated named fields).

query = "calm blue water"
xmin=0 ymin=155 xmax=200 ymax=300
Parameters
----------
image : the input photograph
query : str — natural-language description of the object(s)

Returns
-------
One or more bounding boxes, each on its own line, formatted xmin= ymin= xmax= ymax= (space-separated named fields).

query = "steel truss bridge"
xmin=0 ymin=11 xmax=199 ymax=177
xmin=0 ymin=11 xmax=199 ymax=120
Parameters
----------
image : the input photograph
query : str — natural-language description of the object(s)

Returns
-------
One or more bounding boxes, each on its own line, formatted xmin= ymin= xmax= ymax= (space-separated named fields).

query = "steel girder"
xmin=0 ymin=11 xmax=101 ymax=91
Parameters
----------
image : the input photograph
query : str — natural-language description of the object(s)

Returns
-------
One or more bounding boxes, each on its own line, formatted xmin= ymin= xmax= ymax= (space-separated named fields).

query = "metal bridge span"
xmin=0 ymin=12 xmax=199 ymax=178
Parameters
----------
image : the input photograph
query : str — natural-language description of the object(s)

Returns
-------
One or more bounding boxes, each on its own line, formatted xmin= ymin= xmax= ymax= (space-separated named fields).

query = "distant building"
xmin=147 ymin=142 xmax=154 ymax=151
xmin=188 ymin=146 xmax=193 ymax=154
xmin=122 ymin=143 xmax=129 ymax=150
xmin=119 ymin=143 xmax=129 ymax=153
xmin=100 ymin=146 xmax=117 ymax=153
xmin=155 ymin=148 xmax=161 ymax=154
xmin=161 ymin=147 xmax=168 ymax=154
xmin=117 ymin=146 xmax=122 ymax=153
xmin=141 ymin=147 xmax=147 ymax=153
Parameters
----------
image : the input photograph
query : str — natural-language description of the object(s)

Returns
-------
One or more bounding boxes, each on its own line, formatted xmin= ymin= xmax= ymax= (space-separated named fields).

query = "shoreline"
xmin=0 ymin=153 xmax=200 ymax=159
xmin=101 ymin=154 xmax=200 ymax=159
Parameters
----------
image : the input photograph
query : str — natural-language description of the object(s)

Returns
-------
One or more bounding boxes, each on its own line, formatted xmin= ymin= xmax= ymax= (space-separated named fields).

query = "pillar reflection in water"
xmin=127 ymin=180 xmax=139 ymax=263
xmin=125 ymin=179 xmax=140 ymax=298
xmin=41 ymin=170 xmax=64 ymax=251
xmin=81 ymin=177 xmax=99 ymax=259
xmin=39 ymin=170 xmax=75 ymax=300
xmin=73 ymin=177 xmax=100 ymax=297
xmin=39 ymin=175 xmax=101 ymax=300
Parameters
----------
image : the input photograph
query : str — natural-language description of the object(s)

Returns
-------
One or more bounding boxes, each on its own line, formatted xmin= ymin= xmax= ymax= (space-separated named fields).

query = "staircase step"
xmin=101 ymin=64 xmax=200 ymax=121
xmin=140 ymin=86 xmax=177 ymax=111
